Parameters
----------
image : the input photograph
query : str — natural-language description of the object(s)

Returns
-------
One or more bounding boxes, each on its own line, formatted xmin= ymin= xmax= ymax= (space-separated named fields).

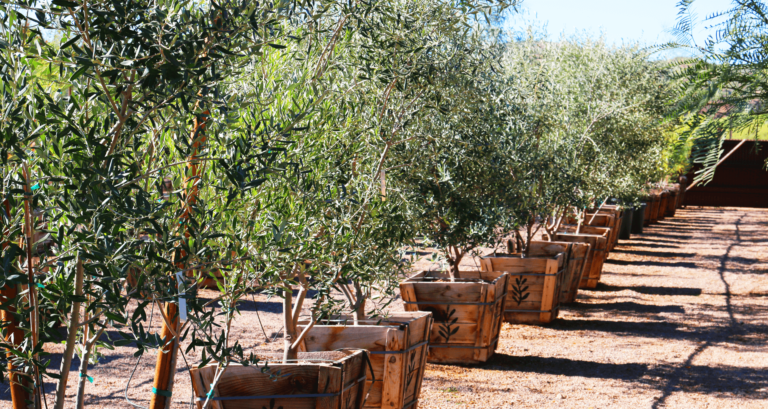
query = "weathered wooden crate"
xmin=666 ymin=185 xmax=680 ymax=217
xmin=565 ymin=212 xmax=618 ymax=252
xmin=190 ymin=350 xmax=368 ymax=409
xmin=480 ymin=253 xmax=565 ymax=324
xmin=591 ymin=206 xmax=624 ymax=251
xmin=550 ymin=227 xmax=608 ymax=289
xmin=508 ymin=240 xmax=585 ymax=304
xmin=658 ymin=191 xmax=670 ymax=221
xmin=299 ymin=312 xmax=432 ymax=409
xmin=400 ymin=271 xmax=508 ymax=364
xmin=647 ymin=191 xmax=662 ymax=225
xmin=561 ymin=242 xmax=590 ymax=303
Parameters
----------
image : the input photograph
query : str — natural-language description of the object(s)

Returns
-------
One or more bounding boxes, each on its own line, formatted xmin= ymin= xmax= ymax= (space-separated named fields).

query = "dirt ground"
xmin=2 ymin=206 xmax=767 ymax=408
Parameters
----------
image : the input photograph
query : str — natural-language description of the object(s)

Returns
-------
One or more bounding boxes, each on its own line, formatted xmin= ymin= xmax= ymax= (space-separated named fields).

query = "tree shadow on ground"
xmin=470 ymin=353 xmax=768 ymax=398
xmin=626 ymin=237 xmax=683 ymax=245
xmin=604 ymin=259 xmax=698 ymax=269
xmin=618 ymin=242 xmax=681 ymax=249
xmin=643 ymin=232 xmax=694 ymax=240
xmin=545 ymin=319 xmax=687 ymax=339
xmin=588 ymin=283 xmax=703 ymax=296
xmin=568 ymin=301 xmax=685 ymax=315
xmin=611 ymin=249 xmax=696 ymax=258
xmin=482 ymin=354 xmax=649 ymax=380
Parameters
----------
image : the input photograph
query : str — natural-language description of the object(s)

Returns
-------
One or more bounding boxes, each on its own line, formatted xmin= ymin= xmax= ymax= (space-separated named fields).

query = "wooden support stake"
xmin=150 ymin=110 xmax=208 ymax=409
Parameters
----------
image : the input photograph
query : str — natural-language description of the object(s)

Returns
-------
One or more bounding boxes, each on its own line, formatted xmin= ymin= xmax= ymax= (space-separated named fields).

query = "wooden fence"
xmin=684 ymin=140 xmax=768 ymax=208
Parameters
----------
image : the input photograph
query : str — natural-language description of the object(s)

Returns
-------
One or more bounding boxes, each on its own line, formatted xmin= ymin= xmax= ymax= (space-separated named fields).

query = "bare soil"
xmin=2 ymin=206 xmax=767 ymax=409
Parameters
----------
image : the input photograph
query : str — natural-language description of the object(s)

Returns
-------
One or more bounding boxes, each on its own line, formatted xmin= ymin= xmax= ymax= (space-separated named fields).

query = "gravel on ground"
xmin=2 ymin=206 xmax=766 ymax=409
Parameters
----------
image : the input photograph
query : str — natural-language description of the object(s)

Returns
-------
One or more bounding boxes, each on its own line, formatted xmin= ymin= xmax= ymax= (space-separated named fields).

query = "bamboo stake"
xmin=1 ymin=199 xmax=29 ymax=409
xmin=150 ymin=110 xmax=208 ymax=409
xmin=588 ymin=199 xmax=607 ymax=225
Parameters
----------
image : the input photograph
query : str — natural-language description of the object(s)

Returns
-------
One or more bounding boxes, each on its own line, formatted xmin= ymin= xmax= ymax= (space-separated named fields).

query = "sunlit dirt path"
xmin=418 ymin=207 xmax=768 ymax=409
xmin=2 ymin=207 xmax=766 ymax=409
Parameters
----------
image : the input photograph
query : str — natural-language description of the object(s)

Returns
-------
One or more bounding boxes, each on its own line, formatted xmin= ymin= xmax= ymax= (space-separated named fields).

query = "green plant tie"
xmin=31 ymin=183 xmax=40 ymax=191
xmin=152 ymin=387 xmax=172 ymax=398
xmin=79 ymin=373 xmax=93 ymax=383
xmin=36 ymin=283 xmax=45 ymax=288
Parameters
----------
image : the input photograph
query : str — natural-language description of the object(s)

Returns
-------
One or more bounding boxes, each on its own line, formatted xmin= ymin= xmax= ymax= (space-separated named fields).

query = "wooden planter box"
xmin=567 ymin=212 xmax=620 ymax=252
xmin=508 ymin=240 xmax=586 ymax=304
xmin=480 ymin=253 xmax=565 ymax=324
xmin=190 ymin=350 xmax=368 ymax=409
xmin=561 ymin=242 xmax=590 ymax=303
xmin=299 ymin=312 xmax=432 ymax=409
xmin=666 ymin=185 xmax=680 ymax=217
xmin=643 ymin=196 xmax=652 ymax=226
xmin=400 ymin=271 xmax=508 ymax=364
xmin=593 ymin=206 xmax=624 ymax=250
xmin=648 ymin=191 xmax=662 ymax=224
xmin=658 ymin=191 xmax=670 ymax=221
xmin=550 ymin=227 xmax=609 ymax=289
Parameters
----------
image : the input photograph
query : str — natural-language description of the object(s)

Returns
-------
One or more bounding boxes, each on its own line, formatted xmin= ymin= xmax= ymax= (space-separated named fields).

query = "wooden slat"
xmin=410 ymin=282 xmax=484 ymax=304
xmin=473 ymin=284 xmax=488 ymax=361
xmin=409 ymin=315 xmax=431 ymax=404
xmin=539 ymin=259 xmax=558 ymax=323
xmin=317 ymin=365 xmax=342 ymax=409
xmin=400 ymin=284 xmax=418 ymax=313
xmin=380 ymin=328 xmax=403 ymax=409
xmin=561 ymin=242 xmax=590 ymax=303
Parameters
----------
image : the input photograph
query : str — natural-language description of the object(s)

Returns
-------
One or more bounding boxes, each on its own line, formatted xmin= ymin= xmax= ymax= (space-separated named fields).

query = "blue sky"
xmin=504 ymin=0 xmax=726 ymax=56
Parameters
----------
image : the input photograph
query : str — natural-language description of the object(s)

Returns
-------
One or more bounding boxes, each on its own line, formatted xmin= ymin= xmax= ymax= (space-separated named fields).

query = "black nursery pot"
xmin=619 ymin=207 xmax=633 ymax=240
xmin=631 ymin=203 xmax=646 ymax=234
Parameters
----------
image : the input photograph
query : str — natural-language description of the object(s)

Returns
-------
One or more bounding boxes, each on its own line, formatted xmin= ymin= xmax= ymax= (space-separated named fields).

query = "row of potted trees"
xmin=0 ymin=2 xmax=695 ymax=409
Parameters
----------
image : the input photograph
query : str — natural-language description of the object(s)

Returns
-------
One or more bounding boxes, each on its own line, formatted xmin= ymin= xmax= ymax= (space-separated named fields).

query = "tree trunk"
xmin=55 ymin=257 xmax=84 ymax=409
xmin=74 ymin=328 xmax=105 ymax=409
xmin=448 ymin=246 xmax=463 ymax=280
xmin=522 ymin=220 xmax=534 ymax=258
xmin=282 ymin=289 xmax=298 ymax=362
xmin=353 ymin=282 xmax=366 ymax=322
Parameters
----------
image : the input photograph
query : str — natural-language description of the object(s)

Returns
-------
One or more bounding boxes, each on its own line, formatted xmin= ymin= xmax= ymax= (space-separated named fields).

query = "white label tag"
xmin=175 ymin=271 xmax=187 ymax=322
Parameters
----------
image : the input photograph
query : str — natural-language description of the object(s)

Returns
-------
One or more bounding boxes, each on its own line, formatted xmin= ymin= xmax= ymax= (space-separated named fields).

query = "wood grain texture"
xmin=549 ymin=232 xmax=608 ymax=290
xmin=299 ymin=312 xmax=432 ymax=409
xmin=400 ymin=271 xmax=508 ymax=364
xmin=561 ymin=242 xmax=590 ymax=303
xmin=189 ymin=351 xmax=367 ymax=409
xmin=480 ymin=253 xmax=565 ymax=325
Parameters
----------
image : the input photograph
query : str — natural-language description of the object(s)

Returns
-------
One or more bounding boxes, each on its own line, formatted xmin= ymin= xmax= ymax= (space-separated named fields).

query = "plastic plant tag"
xmin=175 ymin=271 xmax=187 ymax=322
